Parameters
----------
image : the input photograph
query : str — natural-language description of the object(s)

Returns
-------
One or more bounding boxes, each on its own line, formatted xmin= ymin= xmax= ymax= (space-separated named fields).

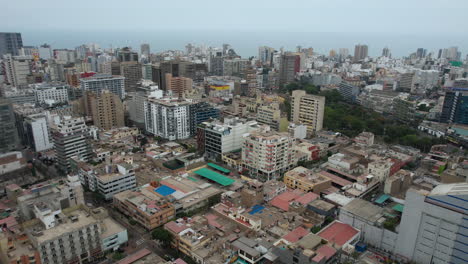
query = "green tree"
xmin=152 ymin=227 xmax=173 ymax=248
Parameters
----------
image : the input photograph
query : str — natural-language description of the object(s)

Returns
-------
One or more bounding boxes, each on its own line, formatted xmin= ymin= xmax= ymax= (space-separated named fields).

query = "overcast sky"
xmin=3 ymin=0 xmax=468 ymax=34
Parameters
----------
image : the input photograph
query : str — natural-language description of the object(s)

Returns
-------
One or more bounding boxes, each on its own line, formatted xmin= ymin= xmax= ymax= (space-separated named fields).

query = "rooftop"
xmin=317 ymin=221 xmax=359 ymax=247
xmin=193 ymin=168 xmax=235 ymax=186
xmin=341 ymin=199 xmax=384 ymax=223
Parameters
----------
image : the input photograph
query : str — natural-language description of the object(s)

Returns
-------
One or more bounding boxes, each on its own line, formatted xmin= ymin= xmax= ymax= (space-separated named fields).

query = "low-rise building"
xmin=113 ymin=185 xmax=175 ymax=230
xmin=284 ymin=166 xmax=331 ymax=193
xmin=78 ymin=163 xmax=137 ymax=200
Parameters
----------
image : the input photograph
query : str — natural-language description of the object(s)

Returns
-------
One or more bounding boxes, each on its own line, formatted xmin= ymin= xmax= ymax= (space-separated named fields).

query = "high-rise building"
xmin=416 ymin=48 xmax=426 ymax=58
xmin=51 ymin=116 xmax=92 ymax=173
xmin=84 ymin=90 xmax=125 ymax=130
xmin=3 ymin=54 xmax=33 ymax=87
xmin=279 ymin=53 xmax=300 ymax=86
xmin=223 ymin=58 xmax=249 ymax=77
xmin=353 ymin=44 xmax=368 ymax=62
xmin=0 ymin=32 xmax=23 ymax=57
xmin=258 ymin=46 xmax=275 ymax=66
xmin=382 ymin=47 xmax=391 ymax=57
xmin=446 ymin=46 xmax=459 ymax=61
xmin=80 ymin=74 xmax=125 ymax=99
xmin=24 ymin=114 xmax=54 ymax=152
xmin=210 ymin=51 xmax=224 ymax=76
xmin=440 ymin=88 xmax=468 ymax=125
xmin=144 ymin=97 xmax=192 ymax=140
xmin=256 ymin=103 xmax=286 ymax=131
xmin=0 ymin=99 xmax=20 ymax=152
xmin=120 ymin=61 xmax=143 ymax=92
xmin=165 ymin=73 xmax=193 ymax=98
xmin=140 ymin=43 xmax=150 ymax=58
xmin=34 ymin=83 xmax=70 ymax=104
xmin=128 ymin=80 xmax=160 ymax=129
xmin=291 ymin=90 xmax=325 ymax=136
xmin=338 ymin=81 xmax=360 ymax=102
xmin=242 ymin=129 xmax=297 ymax=181
xmin=117 ymin=47 xmax=138 ymax=62
xmin=395 ymin=183 xmax=468 ymax=263
xmin=399 ymin=72 xmax=415 ymax=92
xmin=199 ymin=118 xmax=259 ymax=160
xmin=189 ymin=102 xmax=220 ymax=136
xmin=244 ymin=68 xmax=258 ymax=97
xmin=39 ymin=44 xmax=53 ymax=60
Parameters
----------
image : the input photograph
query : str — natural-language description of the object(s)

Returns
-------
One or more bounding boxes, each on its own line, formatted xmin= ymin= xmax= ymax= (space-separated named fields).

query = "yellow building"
xmin=284 ymin=166 xmax=331 ymax=193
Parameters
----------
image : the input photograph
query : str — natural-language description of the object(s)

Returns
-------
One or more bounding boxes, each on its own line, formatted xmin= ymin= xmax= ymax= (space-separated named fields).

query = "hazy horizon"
xmin=4 ymin=0 xmax=468 ymax=57
xmin=11 ymin=29 xmax=468 ymax=58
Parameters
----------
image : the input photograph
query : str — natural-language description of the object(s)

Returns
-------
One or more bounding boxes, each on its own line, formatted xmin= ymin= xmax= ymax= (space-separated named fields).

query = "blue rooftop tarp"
xmin=155 ymin=185 xmax=176 ymax=196
xmin=249 ymin=205 xmax=265 ymax=215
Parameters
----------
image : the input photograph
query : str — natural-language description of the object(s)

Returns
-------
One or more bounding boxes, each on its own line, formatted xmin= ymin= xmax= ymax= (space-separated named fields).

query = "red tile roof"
xmin=318 ymin=221 xmax=359 ymax=247
xmin=116 ymin=248 xmax=151 ymax=264
xmin=282 ymin=226 xmax=309 ymax=243
xmin=270 ymin=190 xmax=306 ymax=211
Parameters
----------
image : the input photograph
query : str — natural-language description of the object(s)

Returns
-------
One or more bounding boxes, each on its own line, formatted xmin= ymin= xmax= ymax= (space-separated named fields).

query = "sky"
xmin=3 ymin=0 xmax=468 ymax=56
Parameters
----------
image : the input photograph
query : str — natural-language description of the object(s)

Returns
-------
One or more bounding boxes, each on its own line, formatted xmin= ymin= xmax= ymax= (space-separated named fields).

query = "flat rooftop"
xmin=193 ymin=168 xmax=235 ymax=186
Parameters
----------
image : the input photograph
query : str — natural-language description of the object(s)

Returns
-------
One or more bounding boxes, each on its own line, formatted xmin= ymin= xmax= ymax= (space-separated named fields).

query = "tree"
xmin=152 ymin=227 xmax=173 ymax=248
xmin=112 ymin=252 xmax=125 ymax=261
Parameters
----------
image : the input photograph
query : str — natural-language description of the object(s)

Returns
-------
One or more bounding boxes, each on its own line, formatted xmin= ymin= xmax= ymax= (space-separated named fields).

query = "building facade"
xmin=291 ymin=90 xmax=325 ymax=136
xmin=80 ymin=74 xmax=126 ymax=99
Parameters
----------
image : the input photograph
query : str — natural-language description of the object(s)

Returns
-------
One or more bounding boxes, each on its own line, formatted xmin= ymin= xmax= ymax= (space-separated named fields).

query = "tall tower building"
xmin=3 ymin=54 xmax=33 ymax=87
xmin=144 ymin=98 xmax=192 ymax=140
xmin=440 ymin=88 xmax=468 ymax=125
xmin=84 ymin=90 xmax=125 ymax=130
xmin=38 ymin=44 xmax=53 ymax=60
xmin=279 ymin=52 xmax=300 ymax=86
xmin=353 ymin=44 xmax=368 ymax=62
xmin=120 ymin=62 xmax=142 ymax=92
xmin=0 ymin=32 xmax=23 ymax=57
xmin=165 ymin=73 xmax=193 ymax=98
xmin=416 ymin=48 xmax=427 ymax=58
xmin=382 ymin=47 xmax=391 ymax=57
xmin=117 ymin=47 xmax=138 ymax=62
xmin=140 ymin=43 xmax=150 ymax=58
xmin=291 ymin=90 xmax=325 ymax=136
xmin=0 ymin=99 xmax=19 ymax=152
xmin=52 ymin=116 xmax=92 ymax=173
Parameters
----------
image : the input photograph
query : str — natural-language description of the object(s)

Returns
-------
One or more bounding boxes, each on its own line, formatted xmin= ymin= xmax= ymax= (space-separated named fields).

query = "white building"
xmin=51 ymin=116 xmax=92 ymax=173
xmin=201 ymin=118 xmax=260 ymax=160
xmin=38 ymin=44 xmax=53 ymax=60
xmin=24 ymin=114 xmax=54 ymax=152
xmin=79 ymin=163 xmax=136 ymax=200
xmin=0 ymin=151 xmax=27 ymax=174
xmin=80 ymin=74 xmax=125 ymax=99
xmin=144 ymin=97 xmax=192 ymax=140
xmin=395 ymin=184 xmax=468 ymax=264
xmin=34 ymin=83 xmax=70 ymax=105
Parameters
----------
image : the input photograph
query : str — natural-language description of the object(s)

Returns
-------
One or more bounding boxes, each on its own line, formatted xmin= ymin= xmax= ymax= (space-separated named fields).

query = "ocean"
xmin=20 ymin=29 xmax=468 ymax=58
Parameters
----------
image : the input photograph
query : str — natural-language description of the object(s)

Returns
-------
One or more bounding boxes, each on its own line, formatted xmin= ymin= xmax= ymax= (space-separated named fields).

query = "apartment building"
xmin=144 ymin=97 xmax=192 ymax=140
xmin=34 ymin=83 xmax=70 ymax=104
xmin=113 ymin=185 xmax=175 ymax=230
xmin=84 ymin=90 xmax=125 ymax=130
xmin=3 ymin=54 xmax=32 ymax=87
xmin=24 ymin=206 xmax=127 ymax=264
xmin=256 ymin=103 xmax=287 ymax=131
xmin=291 ymin=90 xmax=325 ymax=136
xmin=165 ymin=73 xmax=193 ymax=98
xmin=242 ymin=128 xmax=298 ymax=181
xmin=51 ymin=116 xmax=92 ymax=173
xmin=199 ymin=118 xmax=259 ymax=160
xmin=80 ymin=74 xmax=125 ymax=99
